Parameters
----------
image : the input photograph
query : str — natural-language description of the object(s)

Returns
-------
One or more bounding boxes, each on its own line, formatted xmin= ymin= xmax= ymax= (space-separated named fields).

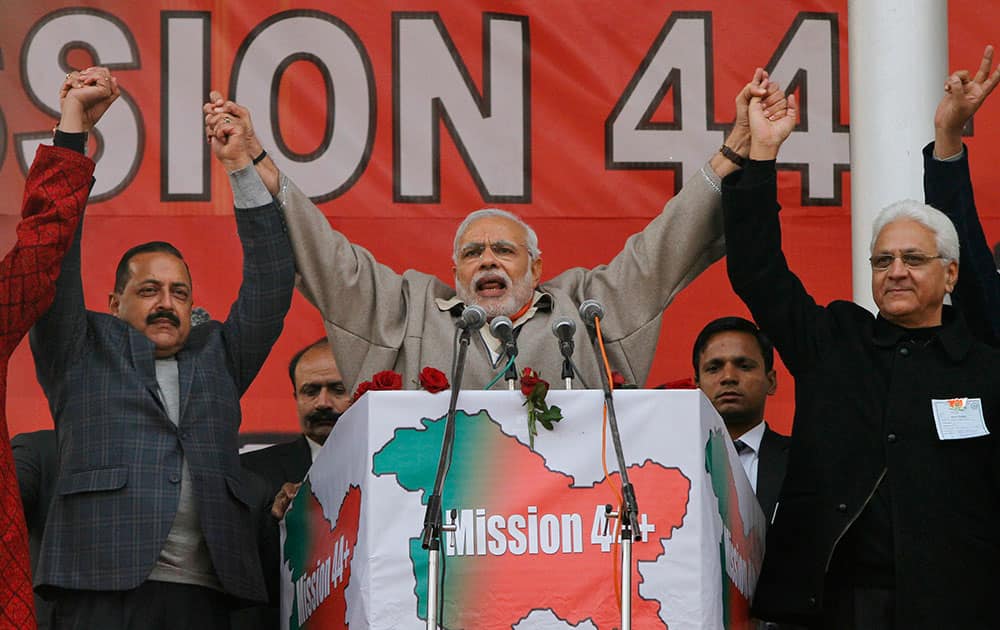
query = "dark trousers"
xmin=50 ymin=581 xmax=232 ymax=630
xmin=813 ymin=585 xmax=894 ymax=630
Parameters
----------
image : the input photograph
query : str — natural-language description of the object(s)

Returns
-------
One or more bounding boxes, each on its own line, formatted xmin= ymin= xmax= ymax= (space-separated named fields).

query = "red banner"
xmin=2 ymin=1 xmax=998 ymax=436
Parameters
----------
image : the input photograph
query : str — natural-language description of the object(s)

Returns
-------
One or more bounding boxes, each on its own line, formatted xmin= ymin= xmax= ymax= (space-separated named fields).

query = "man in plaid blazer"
xmin=29 ymin=67 xmax=295 ymax=629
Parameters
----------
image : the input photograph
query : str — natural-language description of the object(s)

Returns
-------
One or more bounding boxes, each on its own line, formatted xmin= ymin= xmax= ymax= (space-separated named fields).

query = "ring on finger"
xmin=223 ymin=117 xmax=232 ymax=124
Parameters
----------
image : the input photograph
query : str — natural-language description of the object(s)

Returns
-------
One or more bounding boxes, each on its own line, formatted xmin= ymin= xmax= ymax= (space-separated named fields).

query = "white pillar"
xmin=848 ymin=0 xmax=948 ymax=311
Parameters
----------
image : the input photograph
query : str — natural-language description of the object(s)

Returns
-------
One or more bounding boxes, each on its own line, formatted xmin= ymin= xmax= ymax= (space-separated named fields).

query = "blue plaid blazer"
xmin=29 ymin=200 xmax=294 ymax=603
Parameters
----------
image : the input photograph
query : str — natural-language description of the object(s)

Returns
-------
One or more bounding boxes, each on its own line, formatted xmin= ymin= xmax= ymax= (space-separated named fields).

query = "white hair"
xmin=452 ymin=208 xmax=541 ymax=264
xmin=869 ymin=199 xmax=960 ymax=264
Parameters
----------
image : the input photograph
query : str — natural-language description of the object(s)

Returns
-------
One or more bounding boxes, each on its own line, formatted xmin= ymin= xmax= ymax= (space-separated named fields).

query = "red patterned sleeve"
xmin=0 ymin=145 xmax=94 ymax=359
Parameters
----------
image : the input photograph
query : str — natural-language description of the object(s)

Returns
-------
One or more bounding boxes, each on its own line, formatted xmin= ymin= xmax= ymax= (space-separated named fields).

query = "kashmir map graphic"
xmin=372 ymin=410 xmax=691 ymax=629
xmin=704 ymin=428 xmax=763 ymax=629
xmin=283 ymin=480 xmax=362 ymax=628
xmin=284 ymin=409 xmax=761 ymax=629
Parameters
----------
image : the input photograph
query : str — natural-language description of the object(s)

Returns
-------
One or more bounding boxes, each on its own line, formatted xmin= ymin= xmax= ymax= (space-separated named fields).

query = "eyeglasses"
xmin=457 ymin=241 xmax=524 ymax=262
xmin=869 ymin=252 xmax=944 ymax=270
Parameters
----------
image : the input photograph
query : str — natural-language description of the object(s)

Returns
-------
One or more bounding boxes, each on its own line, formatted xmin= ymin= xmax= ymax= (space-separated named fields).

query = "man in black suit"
xmin=236 ymin=338 xmax=351 ymax=629
xmin=693 ymin=316 xmax=789 ymax=524
xmin=241 ymin=337 xmax=351 ymax=503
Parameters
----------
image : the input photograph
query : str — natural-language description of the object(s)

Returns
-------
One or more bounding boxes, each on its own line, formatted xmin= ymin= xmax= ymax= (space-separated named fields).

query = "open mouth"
xmin=475 ymin=275 xmax=508 ymax=297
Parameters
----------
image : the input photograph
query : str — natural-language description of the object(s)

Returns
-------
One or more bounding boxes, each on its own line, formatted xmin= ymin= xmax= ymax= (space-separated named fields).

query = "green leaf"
xmin=538 ymin=406 xmax=563 ymax=430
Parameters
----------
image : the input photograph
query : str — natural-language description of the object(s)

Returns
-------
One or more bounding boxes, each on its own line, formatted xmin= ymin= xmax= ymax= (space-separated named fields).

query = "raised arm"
xmin=205 ymin=94 xmax=296 ymax=392
xmin=28 ymin=68 xmax=118 ymax=380
xmin=722 ymin=89 xmax=831 ymax=374
xmin=925 ymin=45 xmax=1000 ymax=345
xmin=204 ymin=94 xmax=410 ymax=349
xmin=549 ymin=70 xmax=787 ymax=339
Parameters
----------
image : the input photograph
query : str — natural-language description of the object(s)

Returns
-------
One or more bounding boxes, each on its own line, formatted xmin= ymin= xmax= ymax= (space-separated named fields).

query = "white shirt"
xmin=306 ymin=435 xmax=324 ymax=463
xmin=733 ymin=421 xmax=766 ymax=493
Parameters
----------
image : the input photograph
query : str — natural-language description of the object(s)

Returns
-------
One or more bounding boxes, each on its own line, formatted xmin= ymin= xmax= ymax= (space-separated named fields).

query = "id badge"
xmin=931 ymin=397 xmax=989 ymax=440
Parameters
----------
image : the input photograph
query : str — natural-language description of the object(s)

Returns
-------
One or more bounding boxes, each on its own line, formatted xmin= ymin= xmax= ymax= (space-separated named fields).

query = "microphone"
xmin=490 ymin=315 xmax=518 ymax=358
xmin=191 ymin=307 xmax=211 ymax=327
xmin=579 ymin=299 xmax=605 ymax=328
xmin=457 ymin=305 xmax=487 ymax=330
xmin=551 ymin=318 xmax=576 ymax=359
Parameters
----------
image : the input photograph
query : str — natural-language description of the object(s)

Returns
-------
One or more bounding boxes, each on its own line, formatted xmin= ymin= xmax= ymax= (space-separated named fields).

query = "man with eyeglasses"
xmin=204 ymin=70 xmax=786 ymax=392
xmin=721 ymin=51 xmax=1000 ymax=629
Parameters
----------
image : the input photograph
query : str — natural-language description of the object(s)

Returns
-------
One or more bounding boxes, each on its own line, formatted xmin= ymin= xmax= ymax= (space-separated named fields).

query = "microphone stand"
xmin=586 ymin=318 xmax=640 ymax=630
xmin=503 ymin=345 xmax=517 ymax=390
xmin=561 ymin=356 xmax=573 ymax=390
xmin=421 ymin=326 xmax=475 ymax=629
xmin=552 ymin=319 xmax=577 ymax=390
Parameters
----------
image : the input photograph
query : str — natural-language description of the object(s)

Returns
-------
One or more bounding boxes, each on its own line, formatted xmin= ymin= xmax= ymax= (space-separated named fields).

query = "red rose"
xmin=611 ymin=371 xmax=627 ymax=388
xmin=520 ymin=367 xmax=547 ymax=397
xmin=371 ymin=370 xmax=403 ymax=390
xmin=418 ymin=367 xmax=449 ymax=393
xmin=352 ymin=380 xmax=374 ymax=402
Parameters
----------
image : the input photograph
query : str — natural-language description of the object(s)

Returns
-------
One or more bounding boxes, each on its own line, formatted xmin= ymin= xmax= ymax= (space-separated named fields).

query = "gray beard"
xmin=455 ymin=271 xmax=535 ymax=319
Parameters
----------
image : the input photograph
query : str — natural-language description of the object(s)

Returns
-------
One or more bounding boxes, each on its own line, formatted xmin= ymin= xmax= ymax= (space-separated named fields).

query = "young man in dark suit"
xmin=693 ymin=316 xmax=789 ymax=524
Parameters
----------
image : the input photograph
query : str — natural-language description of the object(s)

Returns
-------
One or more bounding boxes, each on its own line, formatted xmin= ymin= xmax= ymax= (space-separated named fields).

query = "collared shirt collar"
xmin=871 ymin=305 xmax=970 ymax=362
xmin=305 ymin=435 xmax=324 ymax=463
xmin=434 ymin=289 xmax=553 ymax=317
xmin=735 ymin=420 xmax=766 ymax=454
xmin=435 ymin=290 xmax=553 ymax=364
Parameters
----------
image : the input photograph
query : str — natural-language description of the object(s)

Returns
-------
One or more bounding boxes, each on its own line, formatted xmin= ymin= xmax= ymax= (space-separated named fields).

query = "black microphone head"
xmin=551 ymin=317 xmax=576 ymax=340
xmin=490 ymin=315 xmax=517 ymax=358
xmin=191 ymin=307 xmax=211 ymax=327
xmin=579 ymin=299 xmax=605 ymax=326
xmin=489 ymin=315 xmax=514 ymax=339
xmin=458 ymin=304 xmax=487 ymax=330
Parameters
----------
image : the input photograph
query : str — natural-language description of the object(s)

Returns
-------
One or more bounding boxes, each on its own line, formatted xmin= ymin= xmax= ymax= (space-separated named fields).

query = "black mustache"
xmin=305 ymin=407 xmax=341 ymax=426
xmin=146 ymin=310 xmax=180 ymax=327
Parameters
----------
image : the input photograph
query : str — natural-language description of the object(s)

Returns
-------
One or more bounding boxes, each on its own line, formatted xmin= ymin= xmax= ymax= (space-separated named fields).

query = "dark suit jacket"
xmin=240 ymin=435 xmax=312 ymax=500
xmin=230 ymin=467 xmax=281 ymax=630
xmin=28 ymin=197 xmax=294 ymax=602
xmin=922 ymin=142 xmax=1000 ymax=345
xmin=756 ymin=424 xmax=790 ymax=526
xmin=236 ymin=435 xmax=312 ymax=628
xmin=12 ymin=429 xmax=58 ymax=630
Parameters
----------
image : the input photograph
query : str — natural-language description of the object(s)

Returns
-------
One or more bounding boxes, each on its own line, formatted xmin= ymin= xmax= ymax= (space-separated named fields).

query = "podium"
xmin=279 ymin=390 xmax=764 ymax=630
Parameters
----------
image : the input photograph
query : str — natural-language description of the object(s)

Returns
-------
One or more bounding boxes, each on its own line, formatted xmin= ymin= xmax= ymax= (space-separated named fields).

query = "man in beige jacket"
xmin=204 ymin=70 xmax=784 ymax=394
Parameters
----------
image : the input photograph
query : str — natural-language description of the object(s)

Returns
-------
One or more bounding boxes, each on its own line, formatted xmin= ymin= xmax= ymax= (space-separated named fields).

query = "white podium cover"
xmin=279 ymin=389 xmax=764 ymax=629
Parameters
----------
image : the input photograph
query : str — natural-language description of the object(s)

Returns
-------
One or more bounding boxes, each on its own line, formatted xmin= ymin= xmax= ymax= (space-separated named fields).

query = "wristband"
xmin=252 ymin=149 xmax=268 ymax=165
xmin=719 ymin=144 xmax=746 ymax=167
